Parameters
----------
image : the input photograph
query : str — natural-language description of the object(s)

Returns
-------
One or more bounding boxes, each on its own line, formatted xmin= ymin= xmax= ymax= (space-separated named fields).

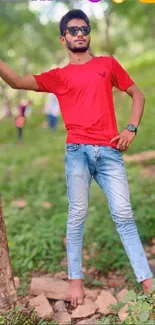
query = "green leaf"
xmin=123 ymin=290 xmax=137 ymax=303
xmin=103 ymin=318 xmax=110 ymax=325
xmin=142 ymin=301 xmax=152 ymax=311
xmin=131 ymin=300 xmax=142 ymax=311
xmin=117 ymin=301 xmax=125 ymax=309
xmin=0 ymin=316 xmax=5 ymax=325
xmin=138 ymin=310 xmax=149 ymax=322
xmin=145 ymin=320 xmax=155 ymax=325
xmin=137 ymin=294 xmax=147 ymax=300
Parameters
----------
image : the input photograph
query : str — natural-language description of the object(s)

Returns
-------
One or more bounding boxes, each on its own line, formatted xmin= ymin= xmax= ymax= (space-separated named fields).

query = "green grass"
xmin=0 ymin=58 xmax=155 ymax=291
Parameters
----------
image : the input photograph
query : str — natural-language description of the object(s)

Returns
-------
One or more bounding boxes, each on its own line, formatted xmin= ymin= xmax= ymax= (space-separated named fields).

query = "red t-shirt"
xmin=33 ymin=56 xmax=134 ymax=146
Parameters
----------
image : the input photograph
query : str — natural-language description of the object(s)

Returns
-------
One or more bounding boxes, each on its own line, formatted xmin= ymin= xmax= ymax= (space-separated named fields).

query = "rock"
xmin=30 ymin=277 xmax=69 ymax=300
xmin=109 ymin=288 xmax=115 ymax=295
xmin=95 ymin=290 xmax=117 ymax=315
xmin=41 ymin=201 xmax=52 ymax=209
xmin=33 ymin=156 xmax=49 ymax=167
xmin=63 ymin=237 xmax=67 ymax=248
xmin=146 ymin=252 xmax=151 ymax=258
xmin=92 ymin=242 xmax=97 ymax=248
xmin=117 ymin=289 xmax=128 ymax=302
xmin=108 ymin=278 xmax=124 ymax=289
xmin=87 ymin=267 xmax=96 ymax=275
xmin=53 ymin=271 xmax=68 ymax=280
xmin=99 ymin=276 xmax=107 ymax=283
xmin=118 ymin=302 xmax=134 ymax=322
xmin=54 ymin=300 xmax=66 ymax=312
xmin=60 ymin=257 xmax=68 ymax=267
xmin=11 ymin=199 xmax=27 ymax=209
xmin=83 ymin=249 xmax=90 ymax=261
xmin=40 ymin=273 xmax=54 ymax=278
xmin=76 ymin=314 xmax=99 ymax=325
xmin=150 ymin=245 xmax=155 ymax=255
xmin=84 ymin=288 xmax=101 ymax=301
xmin=53 ymin=311 xmax=71 ymax=324
xmin=83 ymin=255 xmax=90 ymax=261
xmin=14 ymin=277 xmax=20 ymax=289
xmin=72 ymin=299 xmax=98 ymax=319
xmin=108 ymin=272 xmax=113 ymax=278
xmin=118 ymin=304 xmax=129 ymax=322
xmin=149 ymin=259 xmax=155 ymax=274
xmin=144 ymin=245 xmax=151 ymax=253
xmin=29 ymin=293 xmax=53 ymax=319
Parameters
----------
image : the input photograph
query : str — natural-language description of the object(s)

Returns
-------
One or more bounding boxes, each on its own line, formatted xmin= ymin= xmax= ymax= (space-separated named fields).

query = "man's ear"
xmin=60 ymin=36 xmax=66 ymax=46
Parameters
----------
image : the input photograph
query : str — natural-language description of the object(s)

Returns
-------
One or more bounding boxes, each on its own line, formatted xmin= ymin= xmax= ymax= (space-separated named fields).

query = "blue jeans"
xmin=65 ymin=144 xmax=153 ymax=282
xmin=46 ymin=114 xmax=58 ymax=129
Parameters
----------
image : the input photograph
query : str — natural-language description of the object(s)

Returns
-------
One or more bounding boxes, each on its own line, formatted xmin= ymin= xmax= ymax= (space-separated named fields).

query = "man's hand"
xmin=0 ymin=59 xmax=39 ymax=91
xmin=110 ymin=129 xmax=136 ymax=151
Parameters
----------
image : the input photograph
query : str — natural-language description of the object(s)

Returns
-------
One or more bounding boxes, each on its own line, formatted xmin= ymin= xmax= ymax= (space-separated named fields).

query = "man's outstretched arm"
xmin=0 ymin=59 xmax=39 ymax=91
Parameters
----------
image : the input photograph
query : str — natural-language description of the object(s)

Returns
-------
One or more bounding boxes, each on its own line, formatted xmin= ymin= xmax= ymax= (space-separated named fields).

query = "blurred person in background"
xmin=44 ymin=93 xmax=60 ymax=130
xmin=18 ymin=99 xmax=32 ymax=117
xmin=15 ymin=99 xmax=32 ymax=142
xmin=15 ymin=114 xmax=26 ymax=143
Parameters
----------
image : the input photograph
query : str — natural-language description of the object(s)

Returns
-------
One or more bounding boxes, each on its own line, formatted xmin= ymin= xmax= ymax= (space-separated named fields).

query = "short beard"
xmin=66 ymin=39 xmax=90 ymax=53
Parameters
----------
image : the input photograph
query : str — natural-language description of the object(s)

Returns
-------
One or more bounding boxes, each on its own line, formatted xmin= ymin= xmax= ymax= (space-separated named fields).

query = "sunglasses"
xmin=63 ymin=26 xmax=91 ymax=37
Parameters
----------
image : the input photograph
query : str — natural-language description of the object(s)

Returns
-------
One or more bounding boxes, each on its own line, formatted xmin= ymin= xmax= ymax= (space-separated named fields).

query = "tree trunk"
xmin=104 ymin=8 xmax=114 ymax=54
xmin=0 ymin=197 xmax=18 ymax=313
xmin=0 ymin=83 xmax=12 ymax=117
xmin=147 ymin=10 xmax=155 ymax=40
xmin=16 ymin=55 xmax=29 ymax=103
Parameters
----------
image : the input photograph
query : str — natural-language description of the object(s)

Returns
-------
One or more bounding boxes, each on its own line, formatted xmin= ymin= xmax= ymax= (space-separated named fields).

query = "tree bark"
xmin=0 ymin=83 xmax=12 ymax=117
xmin=16 ymin=55 xmax=29 ymax=104
xmin=0 ymin=196 xmax=18 ymax=313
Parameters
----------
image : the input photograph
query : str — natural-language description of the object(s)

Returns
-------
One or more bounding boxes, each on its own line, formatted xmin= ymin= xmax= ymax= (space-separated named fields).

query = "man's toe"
xmin=71 ymin=297 xmax=77 ymax=308
xmin=78 ymin=296 xmax=84 ymax=305
xmin=66 ymin=295 xmax=71 ymax=301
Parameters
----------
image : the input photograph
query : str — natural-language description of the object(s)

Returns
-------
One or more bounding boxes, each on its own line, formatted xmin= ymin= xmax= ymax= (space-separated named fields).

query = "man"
xmin=15 ymin=99 xmax=32 ymax=142
xmin=0 ymin=9 xmax=153 ymax=308
xmin=44 ymin=93 xmax=60 ymax=129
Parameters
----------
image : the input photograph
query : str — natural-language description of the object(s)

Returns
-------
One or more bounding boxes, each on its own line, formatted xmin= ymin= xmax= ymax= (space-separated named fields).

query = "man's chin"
xmin=71 ymin=47 xmax=88 ymax=53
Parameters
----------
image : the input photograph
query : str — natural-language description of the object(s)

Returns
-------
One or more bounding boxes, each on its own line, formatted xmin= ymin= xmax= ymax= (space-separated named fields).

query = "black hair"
xmin=59 ymin=9 xmax=90 ymax=36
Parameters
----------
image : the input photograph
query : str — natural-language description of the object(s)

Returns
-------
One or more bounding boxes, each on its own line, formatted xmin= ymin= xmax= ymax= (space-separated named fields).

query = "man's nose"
xmin=77 ymin=29 xmax=83 ymax=36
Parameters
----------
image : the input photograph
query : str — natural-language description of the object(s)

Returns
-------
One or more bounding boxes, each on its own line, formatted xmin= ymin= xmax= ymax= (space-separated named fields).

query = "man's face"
xmin=60 ymin=19 xmax=91 ymax=53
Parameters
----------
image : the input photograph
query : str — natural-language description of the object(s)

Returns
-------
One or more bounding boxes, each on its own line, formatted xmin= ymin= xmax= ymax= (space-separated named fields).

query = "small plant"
xmin=95 ymin=289 xmax=155 ymax=325
xmin=0 ymin=307 xmax=38 ymax=325
xmin=122 ymin=289 xmax=155 ymax=324
xmin=0 ymin=308 xmax=59 ymax=325
xmin=38 ymin=320 xmax=58 ymax=325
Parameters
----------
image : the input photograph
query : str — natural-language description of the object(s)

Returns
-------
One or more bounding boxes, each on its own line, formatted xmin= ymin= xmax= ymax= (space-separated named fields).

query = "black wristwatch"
xmin=126 ymin=124 xmax=137 ymax=135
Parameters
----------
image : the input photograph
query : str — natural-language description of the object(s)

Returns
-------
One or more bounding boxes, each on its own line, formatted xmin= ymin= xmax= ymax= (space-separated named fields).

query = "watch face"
xmin=128 ymin=124 xmax=136 ymax=132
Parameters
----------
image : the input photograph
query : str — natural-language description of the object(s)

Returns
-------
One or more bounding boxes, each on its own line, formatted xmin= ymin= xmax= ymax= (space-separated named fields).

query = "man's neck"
xmin=69 ymin=53 xmax=93 ymax=65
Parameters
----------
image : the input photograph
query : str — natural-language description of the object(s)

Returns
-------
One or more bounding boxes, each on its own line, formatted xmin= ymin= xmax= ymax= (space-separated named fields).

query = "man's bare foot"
xmin=141 ymin=278 xmax=152 ymax=293
xmin=66 ymin=279 xmax=85 ymax=307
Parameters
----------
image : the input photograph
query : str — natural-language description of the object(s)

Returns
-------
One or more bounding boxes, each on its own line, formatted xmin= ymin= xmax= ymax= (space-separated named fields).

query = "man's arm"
xmin=125 ymin=84 xmax=145 ymax=127
xmin=0 ymin=59 xmax=39 ymax=91
xmin=110 ymin=84 xmax=145 ymax=150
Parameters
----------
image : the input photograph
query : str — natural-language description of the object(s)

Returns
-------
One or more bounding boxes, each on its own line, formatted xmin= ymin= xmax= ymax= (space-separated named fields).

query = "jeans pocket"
xmin=109 ymin=147 xmax=124 ymax=162
xmin=110 ymin=146 xmax=122 ymax=154
xmin=66 ymin=144 xmax=80 ymax=152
